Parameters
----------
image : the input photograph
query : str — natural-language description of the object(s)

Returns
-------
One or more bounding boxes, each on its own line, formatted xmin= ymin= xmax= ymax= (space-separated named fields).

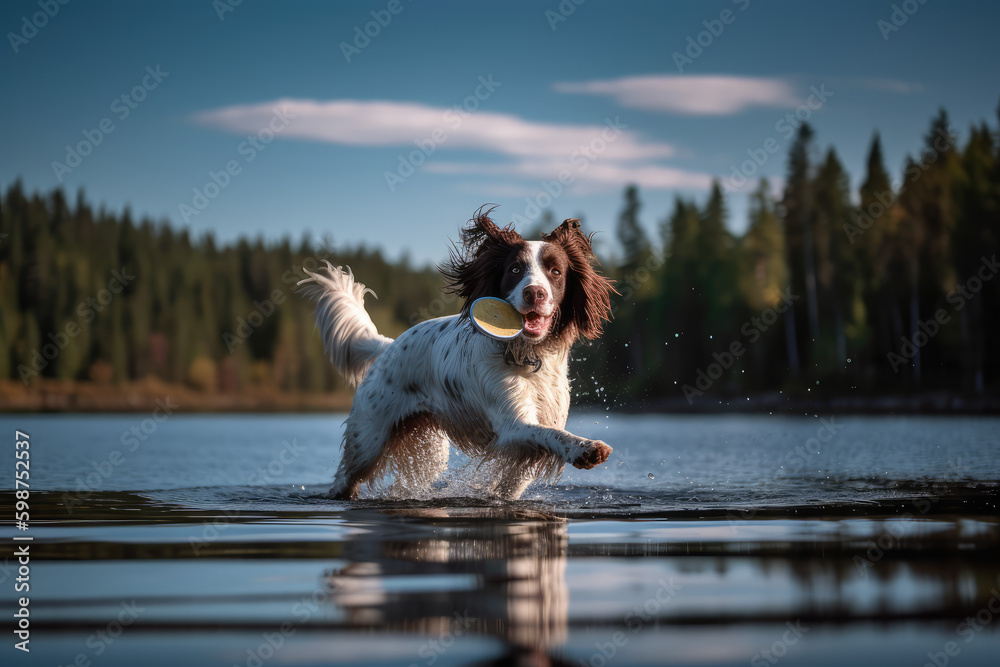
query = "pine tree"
xmin=740 ymin=180 xmax=787 ymax=311
xmin=738 ymin=180 xmax=788 ymax=389
xmin=856 ymin=133 xmax=895 ymax=377
xmin=655 ymin=198 xmax=703 ymax=394
xmin=697 ymin=181 xmax=737 ymax=335
xmin=780 ymin=123 xmax=818 ymax=379
xmin=813 ymin=148 xmax=860 ymax=373
xmin=616 ymin=185 xmax=649 ymax=269
xmin=895 ymin=110 xmax=961 ymax=386
xmin=952 ymin=124 xmax=997 ymax=393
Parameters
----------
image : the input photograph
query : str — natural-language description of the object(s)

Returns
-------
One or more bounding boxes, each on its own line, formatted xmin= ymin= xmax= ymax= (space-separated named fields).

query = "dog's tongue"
xmin=524 ymin=312 xmax=547 ymax=334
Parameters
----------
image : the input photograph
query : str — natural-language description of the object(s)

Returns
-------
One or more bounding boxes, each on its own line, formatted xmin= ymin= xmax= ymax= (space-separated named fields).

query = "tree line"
xmin=1 ymin=102 xmax=997 ymax=404
xmin=588 ymin=106 xmax=999 ymax=404
xmin=0 ymin=185 xmax=444 ymax=395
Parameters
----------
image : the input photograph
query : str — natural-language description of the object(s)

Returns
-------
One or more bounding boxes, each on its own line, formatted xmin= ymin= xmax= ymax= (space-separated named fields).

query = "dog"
xmin=299 ymin=209 xmax=616 ymax=500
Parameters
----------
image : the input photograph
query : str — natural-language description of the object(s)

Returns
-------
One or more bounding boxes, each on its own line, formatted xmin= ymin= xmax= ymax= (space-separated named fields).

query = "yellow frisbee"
xmin=470 ymin=297 xmax=524 ymax=340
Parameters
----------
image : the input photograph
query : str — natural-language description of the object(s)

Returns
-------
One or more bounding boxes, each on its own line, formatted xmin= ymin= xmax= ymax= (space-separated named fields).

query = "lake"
xmin=1 ymin=412 xmax=998 ymax=666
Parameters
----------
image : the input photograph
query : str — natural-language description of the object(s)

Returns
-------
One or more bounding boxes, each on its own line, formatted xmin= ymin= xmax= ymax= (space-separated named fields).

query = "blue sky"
xmin=2 ymin=0 xmax=998 ymax=265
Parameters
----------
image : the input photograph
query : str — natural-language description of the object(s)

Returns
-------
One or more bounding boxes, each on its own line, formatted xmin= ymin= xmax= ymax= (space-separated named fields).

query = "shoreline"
xmin=604 ymin=391 xmax=1000 ymax=415
xmin=0 ymin=378 xmax=353 ymax=414
xmin=2 ymin=379 xmax=998 ymax=415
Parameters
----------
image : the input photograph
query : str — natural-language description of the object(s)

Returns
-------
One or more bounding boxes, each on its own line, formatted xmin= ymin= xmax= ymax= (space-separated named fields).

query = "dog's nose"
xmin=522 ymin=285 xmax=547 ymax=304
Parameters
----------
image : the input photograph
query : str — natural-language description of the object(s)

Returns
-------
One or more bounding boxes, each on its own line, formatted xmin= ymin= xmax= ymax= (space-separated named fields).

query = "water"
xmin=1 ymin=413 xmax=998 ymax=666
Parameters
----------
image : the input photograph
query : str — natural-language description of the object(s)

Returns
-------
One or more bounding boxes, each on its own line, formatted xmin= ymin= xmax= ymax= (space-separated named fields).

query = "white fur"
xmin=508 ymin=241 xmax=556 ymax=316
xmin=297 ymin=263 xmax=392 ymax=387
xmin=299 ymin=263 xmax=610 ymax=500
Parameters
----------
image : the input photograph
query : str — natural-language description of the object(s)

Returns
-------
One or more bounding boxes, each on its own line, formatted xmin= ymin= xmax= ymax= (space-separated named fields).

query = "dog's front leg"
xmin=491 ymin=419 xmax=612 ymax=470
xmin=478 ymin=374 xmax=612 ymax=471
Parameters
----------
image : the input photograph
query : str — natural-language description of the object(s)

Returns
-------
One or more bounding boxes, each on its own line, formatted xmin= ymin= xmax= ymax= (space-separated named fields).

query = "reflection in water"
xmin=317 ymin=507 xmax=1000 ymax=665
xmin=326 ymin=507 xmax=569 ymax=654
xmin=2 ymin=412 xmax=998 ymax=665
xmin=6 ymin=491 xmax=1000 ymax=666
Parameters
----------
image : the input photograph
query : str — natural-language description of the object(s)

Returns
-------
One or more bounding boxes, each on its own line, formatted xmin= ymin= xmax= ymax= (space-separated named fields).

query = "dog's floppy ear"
xmin=543 ymin=218 xmax=596 ymax=258
xmin=439 ymin=206 xmax=524 ymax=315
xmin=458 ymin=206 xmax=523 ymax=254
xmin=545 ymin=219 xmax=616 ymax=341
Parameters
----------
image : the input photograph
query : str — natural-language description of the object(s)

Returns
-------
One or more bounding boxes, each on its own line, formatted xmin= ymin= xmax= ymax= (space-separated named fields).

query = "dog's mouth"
xmin=521 ymin=311 xmax=552 ymax=338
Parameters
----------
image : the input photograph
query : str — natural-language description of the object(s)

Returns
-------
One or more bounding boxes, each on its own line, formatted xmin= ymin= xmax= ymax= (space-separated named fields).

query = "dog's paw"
xmin=572 ymin=440 xmax=612 ymax=470
xmin=328 ymin=482 xmax=358 ymax=501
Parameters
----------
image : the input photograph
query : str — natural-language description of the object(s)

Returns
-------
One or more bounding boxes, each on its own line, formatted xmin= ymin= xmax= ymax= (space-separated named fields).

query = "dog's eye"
xmin=551 ymin=268 xmax=561 ymax=276
xmin=510 ymin=266 xmax=520 ymax=274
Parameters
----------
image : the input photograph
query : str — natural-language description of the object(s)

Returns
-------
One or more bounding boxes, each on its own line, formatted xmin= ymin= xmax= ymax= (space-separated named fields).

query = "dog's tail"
xmin=298 ymin=262 xmax=393 ymax=386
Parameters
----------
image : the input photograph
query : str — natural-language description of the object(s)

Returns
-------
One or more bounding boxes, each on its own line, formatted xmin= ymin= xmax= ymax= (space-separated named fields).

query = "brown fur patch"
xmin=543 ymin=218 xmax=618 ymax=343
xmin=439 ymin=206 xmax=527 ymax=314
xmin=440 ymin=210 xmax=616 ymax=347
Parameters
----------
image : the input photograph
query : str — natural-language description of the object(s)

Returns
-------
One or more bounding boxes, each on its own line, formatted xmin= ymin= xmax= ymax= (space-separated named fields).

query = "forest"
xmin=1 ymin=105 xmax=998 ymax=410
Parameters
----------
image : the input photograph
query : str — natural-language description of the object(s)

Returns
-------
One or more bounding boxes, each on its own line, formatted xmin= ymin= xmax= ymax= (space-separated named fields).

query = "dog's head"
xmin=441 ymin=208 xmax=616 ymax=346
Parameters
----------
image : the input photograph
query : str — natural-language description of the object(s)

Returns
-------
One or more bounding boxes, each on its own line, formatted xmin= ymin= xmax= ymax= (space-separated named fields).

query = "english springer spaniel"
xmin=300 ymin=210 xmax=616 ymax=500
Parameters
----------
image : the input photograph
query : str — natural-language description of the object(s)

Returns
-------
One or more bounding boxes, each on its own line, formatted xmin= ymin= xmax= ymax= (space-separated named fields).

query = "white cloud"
xmin=193 ymin=97 xmax=715 ymax=192
xmin=554 ymin=75 xmax=801 ymax=115
xmin=426 ymin=160 xmax=713 ymax=194
xmin=193 ymin=98 xmax=675 ymax=161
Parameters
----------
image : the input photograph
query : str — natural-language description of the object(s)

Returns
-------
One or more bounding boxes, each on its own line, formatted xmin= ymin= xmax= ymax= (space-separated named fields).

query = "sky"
xmin=2 ymin=0 xmax=998 ymax=265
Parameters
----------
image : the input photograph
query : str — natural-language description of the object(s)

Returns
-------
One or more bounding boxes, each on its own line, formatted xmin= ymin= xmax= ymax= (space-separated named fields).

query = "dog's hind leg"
xmin=387 ymin=419 xmax=450 ymax=499
xmin=489 ymin=463 xmax=539 ymax=500
xmin=330 ymin=412 xmax=449 ymax=500
xmin=329 ymin=416 xmax=394 ymax=500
